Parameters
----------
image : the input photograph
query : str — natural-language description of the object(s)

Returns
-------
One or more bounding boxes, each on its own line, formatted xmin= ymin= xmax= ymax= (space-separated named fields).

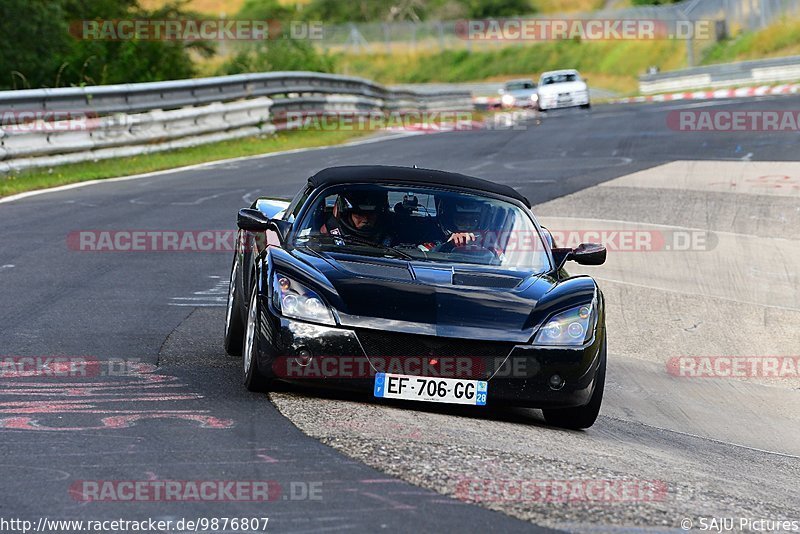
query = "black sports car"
xmin=224 ymin=165 xmax=607 ymax=429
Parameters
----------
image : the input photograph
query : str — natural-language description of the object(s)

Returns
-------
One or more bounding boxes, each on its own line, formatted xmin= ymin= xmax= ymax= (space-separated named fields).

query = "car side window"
xmin=283 ymin=186 xmax=312 ymax=223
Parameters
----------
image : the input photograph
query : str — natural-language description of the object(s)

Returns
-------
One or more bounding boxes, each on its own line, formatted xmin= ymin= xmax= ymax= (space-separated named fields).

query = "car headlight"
xmin=272 ymin=273 xmax=335 ymax=325
xmin=501 ymin=94 xmax=515 ymax=106
xmin=530 ymin=93 xmax=539 ymax=102
xmin=533 ymin=302 xmax=596 ymax=346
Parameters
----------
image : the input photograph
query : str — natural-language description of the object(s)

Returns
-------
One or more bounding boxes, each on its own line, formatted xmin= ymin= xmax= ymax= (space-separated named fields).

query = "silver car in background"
xmin=499 ymin=79 xmax=539 ymax=109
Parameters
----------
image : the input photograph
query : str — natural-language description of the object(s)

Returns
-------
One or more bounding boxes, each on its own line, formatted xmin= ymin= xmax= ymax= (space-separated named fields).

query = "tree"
xmin=0 ymin=0 xmax=211 ymax=90
xmin=0 ymin=0 xmax=72 ymax=89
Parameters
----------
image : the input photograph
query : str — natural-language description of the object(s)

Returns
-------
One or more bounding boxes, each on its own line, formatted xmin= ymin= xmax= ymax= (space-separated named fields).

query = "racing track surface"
xmin=1 ymin=95 xmax=799 ymax=533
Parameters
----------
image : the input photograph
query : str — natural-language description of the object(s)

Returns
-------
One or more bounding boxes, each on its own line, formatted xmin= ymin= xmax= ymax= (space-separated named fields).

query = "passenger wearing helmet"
xmin=320 ymin=190 xmax=391 ymax=245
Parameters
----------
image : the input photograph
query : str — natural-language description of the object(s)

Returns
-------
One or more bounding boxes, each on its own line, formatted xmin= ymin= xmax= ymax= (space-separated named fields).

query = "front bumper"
xmin=540 ymin=92 xmax=590 ymax=110
xmin=256 ymin=310 xmax=605 ymax=409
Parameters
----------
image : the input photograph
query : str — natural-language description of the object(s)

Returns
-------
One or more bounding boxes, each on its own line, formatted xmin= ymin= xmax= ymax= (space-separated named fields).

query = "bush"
xmin=0 ymin=0 xmax=212 ymax=89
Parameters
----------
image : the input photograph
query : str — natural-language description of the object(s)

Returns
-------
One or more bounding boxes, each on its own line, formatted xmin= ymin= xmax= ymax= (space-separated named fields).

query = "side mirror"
xmin=498 ymin=88 xmax=505 ymax=95
xmin=238 ymin=208 xmax=293 ymax=244
xmin=552 ymin=243 xmax=606 ymax=271
xmin=572 ymin=243 xmax=606 ymax=265
xmin=237 ymin=208 xmax=271 ymax=232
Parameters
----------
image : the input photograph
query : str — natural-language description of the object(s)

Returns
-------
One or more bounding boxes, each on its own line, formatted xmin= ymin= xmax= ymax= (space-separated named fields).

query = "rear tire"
xmin=580 ymin=103 xmax=591 ymax=109
xmin=224 ymin=255 xmax=244 ymax=356
xmin=242 ymin=281 xmax=273 ymax=392
xmin=542 ymin=339 xmax=606 ymax=430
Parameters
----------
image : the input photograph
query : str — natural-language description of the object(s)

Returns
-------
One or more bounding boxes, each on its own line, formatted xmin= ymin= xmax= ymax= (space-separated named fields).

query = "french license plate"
xmin=374 ymin=373 xmax=487 ymax=406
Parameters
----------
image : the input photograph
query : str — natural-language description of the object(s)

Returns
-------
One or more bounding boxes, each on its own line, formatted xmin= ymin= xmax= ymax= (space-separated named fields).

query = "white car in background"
xmin=537 ymin=69 xmax=591 ymax=111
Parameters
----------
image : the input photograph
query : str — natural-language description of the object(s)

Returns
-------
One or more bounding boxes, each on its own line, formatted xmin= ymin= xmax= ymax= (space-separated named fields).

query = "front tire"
xmin=242 ymin=281 xmax=273 ymax=392
xmin=542 ymin=339 xmax=606 ymax=429
xmin=224 ymin=255 xmax=245 ymax=356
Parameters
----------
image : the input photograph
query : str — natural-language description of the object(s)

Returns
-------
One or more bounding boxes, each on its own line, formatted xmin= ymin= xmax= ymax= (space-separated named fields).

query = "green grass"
xmin=0 ymin=128 xmax=371 ymax=198
xmin=701 ymin=17 xmax=800 ymax=65
xmin=336 ymin=39 xmax=688 ymax=94
xmin=332 ymin=17 xmax=800 ymax=95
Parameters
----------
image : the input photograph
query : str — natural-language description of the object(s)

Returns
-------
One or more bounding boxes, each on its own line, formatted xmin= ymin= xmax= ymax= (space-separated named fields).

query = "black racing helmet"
xmin=334 ymin=189 xmax=389 ymax=240
xmin=436 ymin=194 xmax=484 ymax=234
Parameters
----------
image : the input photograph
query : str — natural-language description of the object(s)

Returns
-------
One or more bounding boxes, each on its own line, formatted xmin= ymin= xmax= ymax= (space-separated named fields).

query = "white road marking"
xmin=171 ymin=189 xmax=245 ymax=206
xmin=169 ymin=277 xmax=228 ymax=307
xmin=242 ymin=189 xmax=261 ymax=205
xmin=0 ymin=132 xmax=419 ymax=205
xmin=591 ymin=276 xmax=800 ymax=313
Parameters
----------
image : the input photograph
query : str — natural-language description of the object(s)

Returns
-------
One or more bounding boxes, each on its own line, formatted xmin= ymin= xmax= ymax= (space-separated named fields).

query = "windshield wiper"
xmin=314 ymin=234 xmax=414 ymax=260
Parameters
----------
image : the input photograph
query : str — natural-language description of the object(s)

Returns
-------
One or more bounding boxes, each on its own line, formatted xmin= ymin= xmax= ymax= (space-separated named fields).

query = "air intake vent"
xmin=337 ymin=260 xmax=412 ymax=281
xmin=452 ymin=272 xmax=522 ymax=288
xmin=356 ymin=330 xmax=514 ymax=380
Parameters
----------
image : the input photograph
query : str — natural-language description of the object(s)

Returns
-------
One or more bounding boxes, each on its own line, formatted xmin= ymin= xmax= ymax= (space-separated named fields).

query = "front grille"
xmin=356 ymin=329 xmax=514 ymax=379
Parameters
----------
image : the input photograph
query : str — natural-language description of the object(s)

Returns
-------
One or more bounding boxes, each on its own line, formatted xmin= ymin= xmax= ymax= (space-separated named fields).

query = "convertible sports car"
xmin=224 ymin=166 xmax=607 ymax=429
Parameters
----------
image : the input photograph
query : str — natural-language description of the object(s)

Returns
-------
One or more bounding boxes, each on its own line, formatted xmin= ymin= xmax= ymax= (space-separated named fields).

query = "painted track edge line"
xmin=0 ymin=131 xmax=421 ymax=205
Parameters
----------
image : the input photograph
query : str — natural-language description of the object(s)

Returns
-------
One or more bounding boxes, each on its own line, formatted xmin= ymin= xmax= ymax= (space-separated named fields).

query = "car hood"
xmin=281 ymin=248 xmax=568 ymax=343
xmin=507 ymin=89 xmax=537 ymax=98
xmin=538 ymin=82 xmax=587 ymax=96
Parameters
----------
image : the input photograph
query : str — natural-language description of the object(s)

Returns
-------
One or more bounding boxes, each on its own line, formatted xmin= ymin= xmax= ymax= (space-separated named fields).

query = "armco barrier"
xmin=0 ymin=72 xmax=472 ymax=173
xmin=640 ymin=55 xmax=800 ymax=94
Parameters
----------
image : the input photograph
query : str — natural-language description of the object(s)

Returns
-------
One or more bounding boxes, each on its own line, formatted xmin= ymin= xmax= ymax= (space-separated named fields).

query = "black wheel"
xmin=242 ymin=281 xmax=273 ymax=392
xmin=580 ymin=103 xmax=591 ymax=109
xmin=542 ymin=339 xmax=606 ymax=430
xmin=223 ymin=254 xmax=244 ymax=356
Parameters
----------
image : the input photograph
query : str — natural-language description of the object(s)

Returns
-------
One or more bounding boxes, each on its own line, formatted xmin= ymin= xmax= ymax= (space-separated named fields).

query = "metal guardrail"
xmin=0 ymin=72 xmax=472 ymax=173
xmin=640 ymin=55 xmax=800 ymax=93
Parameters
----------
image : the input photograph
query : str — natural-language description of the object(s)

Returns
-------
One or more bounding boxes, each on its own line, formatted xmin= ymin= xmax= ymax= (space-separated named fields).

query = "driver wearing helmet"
xmin=419 ymin=195 xmax=481 ymax=251
xmin=320 ymin=189 xmax=392 ymax=246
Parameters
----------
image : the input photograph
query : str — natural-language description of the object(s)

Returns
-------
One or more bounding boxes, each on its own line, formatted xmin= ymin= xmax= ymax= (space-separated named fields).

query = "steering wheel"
xmin=435 ymin=240 xmax=500 ymax=260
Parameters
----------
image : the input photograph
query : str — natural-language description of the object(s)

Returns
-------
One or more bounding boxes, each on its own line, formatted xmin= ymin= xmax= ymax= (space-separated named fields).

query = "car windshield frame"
xmin=506 ymin=81 xmax=535 ymax=91
xmin=291 ymin=182 xmax=553 ymax=274
xmin=541 ymin=73 xmax=580 ymax=85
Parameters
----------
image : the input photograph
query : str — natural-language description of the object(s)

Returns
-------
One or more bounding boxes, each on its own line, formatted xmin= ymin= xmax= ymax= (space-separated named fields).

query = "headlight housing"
xmin=533 ymin=302 xmax=596 ymax=346
xmin=272 ymin=273 xmax=335 ymax=325
xmin=530 ymin=93 xmax=539 ymax=102
xmin=501 ymin=94 xmax=515 ymax=107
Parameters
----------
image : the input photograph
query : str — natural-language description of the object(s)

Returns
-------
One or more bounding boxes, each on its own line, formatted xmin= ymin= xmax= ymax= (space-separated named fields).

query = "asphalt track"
xmin=1 ymin=95 xmax=799 ymax=533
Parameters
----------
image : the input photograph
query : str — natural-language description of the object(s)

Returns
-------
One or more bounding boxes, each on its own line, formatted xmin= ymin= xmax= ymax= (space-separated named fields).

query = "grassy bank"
xmin=0 ymin=127 xmax=371 ymax=198
xmin=337 ymin=39 xmax=687 ymax=95
xmin=334 ymin=17 xmax=800 ymax=94
xmin=701 ymin=17 xmax=800 ymax=64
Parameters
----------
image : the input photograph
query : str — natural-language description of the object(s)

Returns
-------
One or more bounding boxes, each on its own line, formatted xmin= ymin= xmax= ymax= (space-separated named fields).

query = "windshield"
xmin=541 ymin=73 xmax=579 ymax=84
xmin=506 ymin=81 xmax=535 ymax=91
xmin=294 ymin=184 xmax=550 ymax=273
